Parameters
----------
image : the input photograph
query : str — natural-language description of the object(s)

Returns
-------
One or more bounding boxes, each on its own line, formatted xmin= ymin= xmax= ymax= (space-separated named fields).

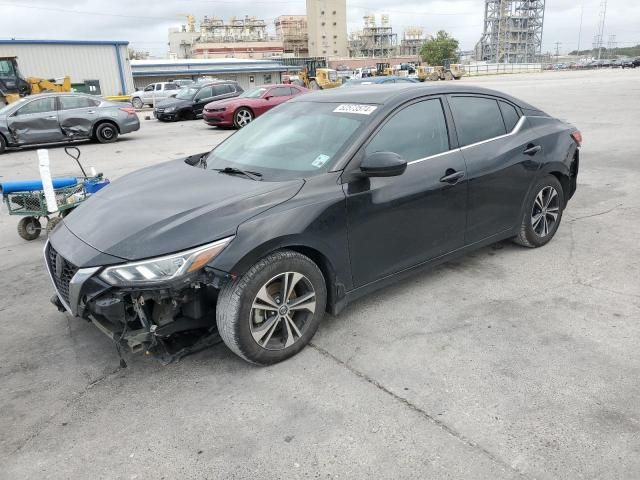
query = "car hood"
xmin=205 ymin=97 xmax=246 ymax=109
xmin=155 ymin=97 xmax=192 ymax=109
xmin=62 ymin=158 xmax=304 ymax=261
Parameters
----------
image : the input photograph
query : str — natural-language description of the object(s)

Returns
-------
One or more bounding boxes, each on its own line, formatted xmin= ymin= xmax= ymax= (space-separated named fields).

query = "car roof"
xmin=292 ymin=83 xmax=539 ymax=111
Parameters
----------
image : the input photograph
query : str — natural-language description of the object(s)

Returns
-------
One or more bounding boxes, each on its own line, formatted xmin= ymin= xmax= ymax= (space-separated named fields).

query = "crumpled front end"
xmin=44 ymin=240 xmax=231 ymax=363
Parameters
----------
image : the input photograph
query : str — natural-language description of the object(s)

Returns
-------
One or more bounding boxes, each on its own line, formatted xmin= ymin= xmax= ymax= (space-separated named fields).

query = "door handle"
xmin=523 ymin=144 xmax=542 ymax=156
xmin=45 ymin=115 xmax=57 ymax=120
xmin=87 ymin=110 xmax=96 ymax=114
xmin=440 ymin=169 xmax=465 ymax=184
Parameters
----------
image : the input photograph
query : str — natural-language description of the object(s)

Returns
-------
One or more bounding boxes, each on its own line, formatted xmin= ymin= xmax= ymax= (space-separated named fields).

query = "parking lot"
xmin=1 ymin=68 xmax=639 ymax=479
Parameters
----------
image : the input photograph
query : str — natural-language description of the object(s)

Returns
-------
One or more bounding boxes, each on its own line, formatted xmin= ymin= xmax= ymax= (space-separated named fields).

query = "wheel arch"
xmin=220 ymin=236 xmax=342 ymax=315
xmin=234 ymin=105 xmax=255 ymax=117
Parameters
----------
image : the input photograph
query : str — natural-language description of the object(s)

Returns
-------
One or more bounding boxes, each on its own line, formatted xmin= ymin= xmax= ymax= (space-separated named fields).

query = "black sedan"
xmin=46 ymin=84 xmax=581 ymax=365
xmin=153 ymin=81 xmax=242 ymax=121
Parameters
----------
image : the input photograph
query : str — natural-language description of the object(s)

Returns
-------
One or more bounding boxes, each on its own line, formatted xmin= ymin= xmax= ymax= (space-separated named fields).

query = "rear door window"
xmin=59 ymin=96 xmax=99 ymax=110
xmin=164 ymin=83 xmax=179 ymax=90
xmin=499 ymin=101 xmax=520 ymax=132
xmin=365 ymin=99 xmax=450 ymax=162
xmin=448 ymin=96 xmax=506 ymax=147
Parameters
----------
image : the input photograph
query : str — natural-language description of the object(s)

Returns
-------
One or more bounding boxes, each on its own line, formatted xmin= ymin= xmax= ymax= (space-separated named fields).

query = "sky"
xmin=0 ymin=0 xmax=638 ymax=57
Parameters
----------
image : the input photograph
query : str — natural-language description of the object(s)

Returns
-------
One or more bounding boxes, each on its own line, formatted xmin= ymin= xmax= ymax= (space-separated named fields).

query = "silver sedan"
xmin=0 ymin=93 xmax=140 ymax=154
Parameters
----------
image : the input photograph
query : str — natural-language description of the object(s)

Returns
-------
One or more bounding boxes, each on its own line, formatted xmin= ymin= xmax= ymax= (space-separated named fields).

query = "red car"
xmin=203 ymin=84 xmax=308 ymax=128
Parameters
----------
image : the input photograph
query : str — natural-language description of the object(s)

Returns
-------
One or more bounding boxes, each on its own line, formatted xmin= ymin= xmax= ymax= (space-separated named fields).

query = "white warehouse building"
xmin=0 ymin=39 xmax=134 ymax=96
xmin=130 ymin=59 xmax=300 ymax=91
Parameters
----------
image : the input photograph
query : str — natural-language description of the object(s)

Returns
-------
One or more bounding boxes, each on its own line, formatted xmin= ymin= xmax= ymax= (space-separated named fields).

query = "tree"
xmin=420 ymin=30 xmax=459 ymax=66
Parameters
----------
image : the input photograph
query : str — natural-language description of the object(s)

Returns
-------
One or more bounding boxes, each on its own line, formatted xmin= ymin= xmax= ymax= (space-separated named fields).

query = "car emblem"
xmin=55 ymin=254 xmax=64 ymax=279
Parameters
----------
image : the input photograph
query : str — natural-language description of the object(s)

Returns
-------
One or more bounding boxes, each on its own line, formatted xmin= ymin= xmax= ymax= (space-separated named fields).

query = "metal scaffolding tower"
xmin=477 ymin=0 xmax=545 ymax=63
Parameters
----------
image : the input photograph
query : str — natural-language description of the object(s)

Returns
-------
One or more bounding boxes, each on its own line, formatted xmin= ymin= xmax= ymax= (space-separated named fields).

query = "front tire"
xmin=514 ymin=175 xmax=564 ymax=248
xmin=95 ymin=122 xmax=119 ymax=144
xmin=216 ymin=250 xmax=327 ymax=365
xmin=233 ymin=107 xmax=254 ymax=129
xmin=0 ymin=134 xmax=6 ymax=155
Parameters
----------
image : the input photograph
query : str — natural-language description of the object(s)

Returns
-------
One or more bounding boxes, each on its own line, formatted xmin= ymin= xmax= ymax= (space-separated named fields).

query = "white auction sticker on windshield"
xmin=312 ymin=154 xmax=331 ymax=168
xmin=333 ymin=104 xmax=377 ymax=115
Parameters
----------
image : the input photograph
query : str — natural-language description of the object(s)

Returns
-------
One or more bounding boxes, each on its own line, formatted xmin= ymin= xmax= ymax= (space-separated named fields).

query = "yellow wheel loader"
xmin=299 ymin=60 xmax=342 ymax=90
xmin=0 ymin=57 xmax=71 ymax=105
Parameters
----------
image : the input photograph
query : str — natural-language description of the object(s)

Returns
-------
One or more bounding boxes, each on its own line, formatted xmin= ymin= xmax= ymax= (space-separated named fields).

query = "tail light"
xmin=119 ymin=107 xmax=136 ymax=115
xmin=571 ymin=130 xmax=582 ymax=146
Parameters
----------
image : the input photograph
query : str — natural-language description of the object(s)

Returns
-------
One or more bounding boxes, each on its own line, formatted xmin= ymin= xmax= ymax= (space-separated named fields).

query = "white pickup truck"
xmin=130 ymin=82 xmax=181 ymax=109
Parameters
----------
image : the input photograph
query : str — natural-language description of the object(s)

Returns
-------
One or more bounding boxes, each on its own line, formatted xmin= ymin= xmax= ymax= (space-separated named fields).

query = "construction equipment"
xmin=375 ymin=62 xmax=394 ymax=76
xmin=419 ymin=59 xmax=465 ymax=81
xmin=299 ymin=60 xmax=342 ymax=90
xmin=0 ymin=57 xmax=72 ymax=105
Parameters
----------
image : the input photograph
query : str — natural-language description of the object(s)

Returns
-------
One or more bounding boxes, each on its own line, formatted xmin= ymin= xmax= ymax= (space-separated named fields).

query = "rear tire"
xmin=0 ymin=134 xmax=6 ymax=155
xmin=514 ymin=175 xmax=564 ymax=248
xmin=95 ymin=122 xmax=119 ymax=144
xmin=17 ymin=216 xmax=41 ymax=241
xmin=216 ymin=250 xmax=327 ymax=365
xmin=132 ymin=97 xmax=144 ymax=109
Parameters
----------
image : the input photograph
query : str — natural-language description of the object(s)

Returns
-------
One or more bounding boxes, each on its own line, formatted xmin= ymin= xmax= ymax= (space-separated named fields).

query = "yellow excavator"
xmin=299 ymin=60 xmax=342 ymax=90
xmin=0 ymin=57 xmax=72 ymax=105
xmin=375 ymin=62 xmax=395 ymax=76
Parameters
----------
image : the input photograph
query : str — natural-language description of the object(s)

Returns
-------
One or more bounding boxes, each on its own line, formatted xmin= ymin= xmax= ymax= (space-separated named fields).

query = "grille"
xmin=47 ymin=244 xmax=79 ymax=306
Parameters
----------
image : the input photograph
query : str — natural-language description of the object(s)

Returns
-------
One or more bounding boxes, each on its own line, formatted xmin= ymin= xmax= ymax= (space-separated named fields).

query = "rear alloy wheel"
xmin=132 ymin=97 xmax=144 ymax=109
xmin=17 ymin=216 xmax=41 ymax=241
xmin=233 ymin=108 xmax=254 ymax=129
xmin=514 ymin=175 xmax=564 ymax=248
xmin=217 ymin=250 xmax=327 ymax=365
xmin=95 ymin=123 xmax=119 ymax=144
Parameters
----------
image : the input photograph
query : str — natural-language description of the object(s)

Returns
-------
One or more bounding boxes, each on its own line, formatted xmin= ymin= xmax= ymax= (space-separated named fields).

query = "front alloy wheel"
xmin=250 ymin=272 xmax=317 ymax=350
xmin=217 ymin=250 xmax=327 ymax=365
xmin=233 ymin=108 xmax=253 ymax=128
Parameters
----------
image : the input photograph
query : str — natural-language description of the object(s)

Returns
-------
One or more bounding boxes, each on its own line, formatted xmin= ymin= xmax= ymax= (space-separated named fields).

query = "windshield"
xmin=176 ymin=87 xmax=198 ymax=100
xmin=205 ymin=102 xmax=373 ymax=180
xmin=0 ymin=59 xmax=16 ymax=78
xmin=240 ymin=87 xmax=268 ymax=99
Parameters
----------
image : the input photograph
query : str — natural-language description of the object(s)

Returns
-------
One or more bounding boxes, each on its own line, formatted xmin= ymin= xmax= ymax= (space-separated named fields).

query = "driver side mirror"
xmin=360 ymin=151 xmax=407 ymax=177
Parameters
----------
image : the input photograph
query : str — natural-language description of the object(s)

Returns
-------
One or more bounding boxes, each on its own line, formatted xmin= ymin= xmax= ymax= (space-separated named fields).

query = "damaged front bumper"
xmin=44 ymin=240 xmax=231 ymax=363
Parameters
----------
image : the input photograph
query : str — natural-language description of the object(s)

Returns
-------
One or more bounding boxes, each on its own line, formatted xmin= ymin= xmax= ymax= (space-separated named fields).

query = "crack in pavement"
xmin=567 ymin=203 xmax=638 ymax=222
xmin=310 ymin=343 xmax=529 ymax=479
xmin=8 ymin=364 xmax=125 ymax=457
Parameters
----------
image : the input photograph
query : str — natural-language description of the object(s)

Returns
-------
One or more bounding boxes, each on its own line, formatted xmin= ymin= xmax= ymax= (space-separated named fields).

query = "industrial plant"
xmin=476 ymin=0 xmax=546 ymax=63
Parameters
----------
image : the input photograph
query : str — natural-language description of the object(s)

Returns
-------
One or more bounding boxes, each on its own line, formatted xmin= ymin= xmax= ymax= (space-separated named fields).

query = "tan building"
xmin=191 ymin=41 xmax=284 ymax=59
xmin=275 ymin=15 xmax=309 ymax=57
xmin=306 ymin=0 xmax=348 ymax=57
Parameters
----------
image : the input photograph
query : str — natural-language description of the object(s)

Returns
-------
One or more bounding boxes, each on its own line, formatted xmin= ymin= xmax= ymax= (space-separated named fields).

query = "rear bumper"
xmin=120 ymin=116 xmax=141 ymax=133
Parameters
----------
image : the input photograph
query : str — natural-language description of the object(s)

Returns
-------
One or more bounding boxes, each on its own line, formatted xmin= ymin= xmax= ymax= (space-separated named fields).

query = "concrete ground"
xmin=1 ymin=69 xmax=639 ymax=479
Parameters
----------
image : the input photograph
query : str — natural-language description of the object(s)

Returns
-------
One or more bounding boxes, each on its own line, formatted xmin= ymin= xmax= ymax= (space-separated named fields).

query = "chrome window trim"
xmin=407 ymin=148 xmax=460 ymax=166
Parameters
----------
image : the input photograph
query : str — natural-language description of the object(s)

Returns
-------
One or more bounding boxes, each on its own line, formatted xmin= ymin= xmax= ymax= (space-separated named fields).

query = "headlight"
xmin=164 ymin=106 xmax=176 ymax=113
xmin=212 ymin=107 xmax=226 ymax=112
xmin=99 ymin=236 xmax=233 ymax=286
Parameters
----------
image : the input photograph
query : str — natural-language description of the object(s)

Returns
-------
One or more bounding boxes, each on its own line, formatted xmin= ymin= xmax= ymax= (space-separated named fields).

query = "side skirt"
xmin=333 ymin=229 xmax=516 ymax=315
